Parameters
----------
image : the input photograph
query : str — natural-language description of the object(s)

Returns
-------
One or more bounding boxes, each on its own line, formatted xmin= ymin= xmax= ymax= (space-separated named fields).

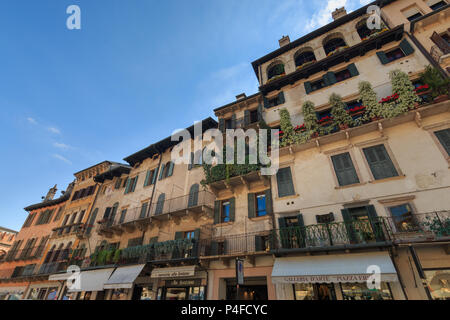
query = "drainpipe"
xmin=388 ymin=247 xmax=409 ymax=300
xmin=408 ymin=245 xmax=433 ymax=300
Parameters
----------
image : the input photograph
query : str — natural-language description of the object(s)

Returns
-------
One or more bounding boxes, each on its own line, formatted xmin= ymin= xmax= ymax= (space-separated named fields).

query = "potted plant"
xmin=383 ymin=70 xmax=420 ymax=118
xmin=359 ymin=81 xmax=384 ymax=122
xmin=302 ymin=101 xmax=320 ymax=137
xmin=330 ymin=93 xmax=354 ymax=130
xmin=419 ymin=65 xmax=449 ymax=103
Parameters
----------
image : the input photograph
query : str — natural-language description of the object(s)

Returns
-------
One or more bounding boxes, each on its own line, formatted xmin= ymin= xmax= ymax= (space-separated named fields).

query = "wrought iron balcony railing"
xmin=270 ymin=218 xmax=390 ymax=253
xmin=1 ymin=246 xmax=47 ymax=263
xmin=52 ymin=223 xmax=86 ymax=237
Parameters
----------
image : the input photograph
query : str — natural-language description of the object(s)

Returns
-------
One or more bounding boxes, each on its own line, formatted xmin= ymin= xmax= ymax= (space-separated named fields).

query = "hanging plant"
xmin=419 ymin=65 xmax=449 ymax=101
xmin=359 ymin=81 xmax=384 ymax=122
xmin=302 ymin=101 xmax=320 ymax=138
xmin=385 ymin=69 xmax=420 ymax=118
xmin=279 ymin=108 xmax=297 ymax=147
xmin=330 ymin=93 xmax=354 ymax=130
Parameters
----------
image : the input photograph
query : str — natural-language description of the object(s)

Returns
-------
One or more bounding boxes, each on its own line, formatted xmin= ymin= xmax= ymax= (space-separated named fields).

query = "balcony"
xmin=384 ymin=211 xmax=450 ymax=244
xmin=199 ymin=231 xmax=271 ymax=266
xmin=98 ymin=191 xmax=215 ymax=237
xmin=52 ymin=223 xmax=86 ymax=238
xmin=2 ymin=246 xmax=46 ymax=263
xmin=270 ymin=218 xmax=391 ymax=255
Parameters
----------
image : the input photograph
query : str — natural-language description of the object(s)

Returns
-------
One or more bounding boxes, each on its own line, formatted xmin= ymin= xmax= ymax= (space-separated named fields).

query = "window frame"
xmin=274 ymin=166 xmax=297 ymax=199
xmin=221 ymin=200 xmax=231 ymax=223
xmin=325 ymin=147 xmax=364 ymax=189
xmin=425 ymin=122 xmax=450 ymax=166
xmin=255 ymin=192 xmax=268 ymax=217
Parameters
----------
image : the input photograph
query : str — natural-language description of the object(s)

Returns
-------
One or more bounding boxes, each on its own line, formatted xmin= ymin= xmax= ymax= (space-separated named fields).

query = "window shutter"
xmin=188 ymin=184 xmax=199 ymax=207
xmin=144 ymin=170 xmax=151 ymax=187
xmin=229 ymin=197 xmax=236 ymax=222
xmin=331 ymin=153 xmax=360 ymax=186
xmin=103 ymin=207 xmax=112 ymax=220
xmin=210 ymin=241 xmax=218 ymax=256
xmin=347 ymin=63 xmax=359 ymax=77
xmin=363 ymin=145 xmax=399 ymax=180
xmin=231 ymin=114 xmax=237 ymax=129
xmin=188 ymin=153 xmax=193 ymax=171
xmin=131 ymin=175 xmax=139 ymax=192
xmin=151 ymin=168 xmax=158 ymax=185
xmin=219 ymin=119 xmax=225 ymax=133
xmin=431 ymin=31 xmax=450 ymax=54
xmin=124 ymin=178 xmax=131 ymax=194
xmin=155 ymin=194 xmax=165 ymax=215
xmin=255 ymin=235 xmax=264 ymax=252
xmin=399 ymin=39 xmax=415 ymax=56
xmin=115 ymin=178 xmax=122 ymax=190
xmin=248 ymin=193 xmax=256 ymax=218
xmin=257 ymin=104 xmax=263 ymax=121
xmin=214 ymin=201 xmax=221 ymax=224
xmin=119 ymin=209 xmax=127 ymax=224
xmin=366 ymin=205 xmax=385 ymax=242
xmin=194 ymin=228 xmax=200 ymax=240
xmin=304 ymin=81 xmax=312 ymax=94
xmin=322 ymin=74 xmax=331 ymax=87
xmin=278 ymin=91 xmax=285 ymax=104
xmin=327 ymin=72 xmax=337 ymax=85
xmin=110 ymin=206 xmax=118 ymax=225
xmin=159 ymin=164 xmax=165 ymax=180
xmin=265 ymin=189 xmax=273 ymax=215
xmin=276 ymin=167 xmax=295 ymax=198
xmin=244 ymin=110 xmax=250 ymax=126
xmin=174 ymin=231 xmax=183 ymax=240
xmin=263 ymin=97 xmax=270 ymax=109
xmin=435 ymin=129 xmax=450 ymax=156
xmin=140 ymin=202 xmax=148 ymax=219
xmin=278 ymin=217 xmax=287 ymax=229
xmin=376 ymin=51 xmax=389 ymax=65
xmin=167 ymin=162 xmax=174 ymax=177
xmin=341 ymin=209 xmax=357 ymax=243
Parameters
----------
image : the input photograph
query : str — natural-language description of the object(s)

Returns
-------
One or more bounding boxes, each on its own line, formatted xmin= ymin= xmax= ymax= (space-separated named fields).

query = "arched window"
xmin=295 ymin=50 xmax=317 ymax=68
xmin=44 ymin=245 xmax=56 ymax=263
xmin=61 ymin=242 xmax=72 ymax=261
xmin=267 ymin=63 xmax=285 ymax=80
xmin=356 ymin=19 xmax=372 ymax=40
xmin=108 ymin=203 xmax=119 ymax=226
xmin=188 ymin=184 xmax=200 ymax=207
xmin=155 ymin=193 xmax=166 ymax=215
xmin=324 ymin=37 xmax=347 ymax=55
xmin=53 ymin=244 xmax=65 ymax=262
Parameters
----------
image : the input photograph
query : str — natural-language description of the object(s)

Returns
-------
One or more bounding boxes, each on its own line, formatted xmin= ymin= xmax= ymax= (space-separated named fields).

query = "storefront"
xmin=225 ymin=277 xmax=268 ymax=300
xmin=424 ymin=268 xmax=450 ymax=300
xmin=103 ymin=264 xmax=145 ymax=301
xmin=151 ymin=265 xmax=206 ymax=300
xmin=272 ymin=251 xmax=402 ymax=300
xmin=0 ymin=286 xmax=26 ymax=300
xmin=66 ymin=267 xmax=115 ymax=300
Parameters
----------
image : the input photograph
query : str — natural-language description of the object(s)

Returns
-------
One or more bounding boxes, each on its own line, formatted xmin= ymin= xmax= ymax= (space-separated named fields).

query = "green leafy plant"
xmin=419 ymin=65 xmax=449 ymax=99
xmin=329 ymin=93 xmax=354 ymax=129
xmin=385 ymin=69 xmax=420 ymax=118
xmin=279 ymin=108 xmax=297 ymax=147
xmin=301 ymin=101 xmax=319 ymax=136
xmin=359 ymin=81 xmax=383 ymax=121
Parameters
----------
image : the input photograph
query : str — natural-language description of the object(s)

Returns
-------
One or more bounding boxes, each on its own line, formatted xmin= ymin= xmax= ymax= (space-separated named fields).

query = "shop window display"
xmin=111 ymin=289 xmax=129 ymax=300
xmin=425 ymin=270 xmax=450 ymax=300
xmin=340 ymin=282 xmax=393 ymax=300
xmin=293 ymin=283 xmax=336 ymax=300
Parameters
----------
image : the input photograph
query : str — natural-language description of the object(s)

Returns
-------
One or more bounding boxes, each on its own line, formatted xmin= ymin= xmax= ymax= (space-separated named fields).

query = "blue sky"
xmin=0 ymin=0 xmax=371 ymax=231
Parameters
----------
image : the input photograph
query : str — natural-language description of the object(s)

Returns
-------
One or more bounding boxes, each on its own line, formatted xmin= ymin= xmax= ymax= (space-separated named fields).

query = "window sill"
xmin=249 ymin=215 xmax=271 ymax=222
xmin=215 ymin=222 xmax=234 ymax=227
xmin=275 ymin=194 xmax=300 ymax=201
xmin=369 ymin=175 xmax=406 ymax=184
xmin=335 ymin=182 xmax=367 ymax=189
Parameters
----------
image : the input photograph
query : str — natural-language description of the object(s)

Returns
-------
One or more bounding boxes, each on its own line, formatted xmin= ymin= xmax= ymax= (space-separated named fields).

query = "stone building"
xmin=0 ymin=227 xmax=17 ymax=262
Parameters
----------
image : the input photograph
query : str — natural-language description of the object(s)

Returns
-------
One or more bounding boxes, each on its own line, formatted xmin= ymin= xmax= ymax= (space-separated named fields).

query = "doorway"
xmin=225 ymin=277 xmax=268 ymax=300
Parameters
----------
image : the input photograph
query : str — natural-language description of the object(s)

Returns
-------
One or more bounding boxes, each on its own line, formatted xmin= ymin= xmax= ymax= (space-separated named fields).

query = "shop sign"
xmin=165 ymin=279 xmax=202 ymax=287
xmin=279 ymin=274 xmax=373 ymax=284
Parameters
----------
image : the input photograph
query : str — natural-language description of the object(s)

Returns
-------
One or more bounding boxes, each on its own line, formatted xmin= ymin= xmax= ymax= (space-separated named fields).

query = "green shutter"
xmin=174 ymin=231 xmax=183 ymax=240
xmin=435 ymin=129 xmax=450 ymax=156
xmin=194 ymin=228 xmax=200 ymax=240
xmin=124 ymin=178 xmax=131 ymax=194
xmin=115 ymin=178 xmax=122 ymax=189
xmin=276 ymin=167 xmax=295 ymax=198
xmin=219 ymin=119 xmax=225 ymax=133
xmin=257 ymin=104 xmax=263 ymax=121
xmin=144 ymin=170 xmax=151 ymax=187
xmin=399 ymin=39 xmax=414 ymax=56
xmin=159 ymin=164 xmax=165 ymax=180
xmin=322 ymin=74 xmax=331 ymax=87
xmin=140 ymin=202 xmax=148 ymax=219
xmin=265 ymin=189 xmax=273 ymax=215
xmin=363 ymin=145 xmax=399 ymax=180
xmin=167 ymin=162 xmax=174 ymax=177
xmin=341 ymin=209 xmax=357 ymax=243
xmin=231 ymin=114 xmax=237 ymax=129
xmin=376 ymin=51 xmax=389 ymax=65
xmin=214 ymin=201 xmax=221 ymax=225
xmin=248 ymin=193 xmax=256 ymax=218
xmin=327 ymin=72 xmax=337 ymax=85
xmin=278 ymin=91 xmax=285 ymax=104
xmin=210 ymin=241 xmax=218 ymax=256
xmin=331 ymin=153 xmax=360 ymax=186
xmin=297 ymin=213 xmax=306 ymax=248
xmin=263 ymin=97 xmax=270 ymax=109
xmin=151 ymin=168 xmax=158 ymax=184
xmin=347 ymin=63 xmax=359 ymax=77
xmin=229 ymin=198 xmax=236 ymax=222
xmin=131 ymin=175 xmax=139 ymax=192
xmin=244 ymin=110 xmax=250 ymax=126
xmin=304 ymin=81 xmax=312 ymax=94
xmin=366 ymin=205 xmax=385 ymax=242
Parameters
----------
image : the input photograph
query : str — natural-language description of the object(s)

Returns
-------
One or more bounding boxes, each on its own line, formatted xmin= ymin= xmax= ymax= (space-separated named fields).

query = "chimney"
xmin=279 ymin=35 xmax=290 ymax=48
xmin=44 ymin=185 xmax=57 ymax=202
xmin=65 ymin=181 xmax=75 ymax=197
xmin=236 ymin=93 xmax=247 ymax=101
xmin=332 ymin=7 xmax=347 ymax=21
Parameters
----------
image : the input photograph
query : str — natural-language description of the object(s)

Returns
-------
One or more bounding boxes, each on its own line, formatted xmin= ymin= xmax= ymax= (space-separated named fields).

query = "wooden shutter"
xmin=231 ymin=114 xmax=237 ymax=129
xmin=194 ymin=229 xmax=201 ymax=240
xmin=363 ymin=145 xmax=399 ymax=180
xmin=265 ymin=189 xmax=273 ymax=215
xmin=278 ymin=91 xmax=285 ymax=104
xmin=155 ymin=194 xmax=165 ymax=215
xmin=255 ymin=235 xmax=265 ymax=252
xmin=219 ymin=118 xmax=225 ymax=133
xmin=399 ymin=39 xmax=415 ymax=56
xmin=131 ymin=175 xmax=139 ymax=192
xmin=304 ymin=81 xmax=312 ymax=94
xmin=167 ymin=162 xmax=174 ymax=177
xmin=297 ymin=213 xmax=306 ymax=248
xmin=248 ymin=193 xmax=256 ymax=218
xmin=144 ymin=170 xmax=151 ymax=187
xmin=151 ymin=168 xmax=159 ymax=185
xmin=159 ymin=164 xmax=165 ymax=180
xmin=276 ymin=167 xmax=295 ymax=197
xmin=278 ymin=217 xmax=287 ymax=229
xmin=341 ymin=209 xmax=357 ymax=243
xmin=229 ymin=198 xmax=236 ymax=222
xmin=331 ymin=153 xmax=360 ymax=186
xmin=210 ymin=241 xmax=218 ymax=256
xmin=174 ymin=231 xmax=184 ymax=240
xmin=124 ymin=178 xmax=131 ymax=194
xmin=347 ymin=63 xmax=359 ymax=77
xmin=140 ymin=202 xmax=148 ymax=219
xmin=119 ymin=209 xmax=127 ymax=224
xmin=188 ymin=184 xmax=199 ymax=207
xmin=103 ymin=207 xmax=112 ymax=220
xmin=115 ymin=178 xmax=122 ymax=190
xmin=366 ymin=205 xmax=385 ymax=242
xmin=244 ymin=110 xmax=250 ymax=126
xmin=435 ymin=129 xmax=450 ymax=156
xmin=214 ymin=201 xmax=221 ymax=224
xmin=431 ymin=31 xmax=450 ymax=54
xmin=263 ymin=97 xmax=270 ymax=109
xmin=376 ymin=51 xmax=389 ymax=65
xmin=327 ymin=72 xmax=337 ymax=85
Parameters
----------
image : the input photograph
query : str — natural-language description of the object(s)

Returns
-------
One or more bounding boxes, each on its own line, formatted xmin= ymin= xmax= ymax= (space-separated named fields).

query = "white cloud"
xmin=53 ymin=142 xmax=71 ymax=150
xmin=52 ymin=154 xmax=72 ymax=165
xmin=47 ymin=127 xmax=61 ymax=135
xmin=27 ymin=117 xmax=37 ymax=125
xmin=305 ymin=0 xmax=349 ymax=32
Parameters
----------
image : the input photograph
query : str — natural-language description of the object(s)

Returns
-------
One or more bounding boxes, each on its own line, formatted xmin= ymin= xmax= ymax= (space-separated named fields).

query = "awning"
xmin=272 ymin=252 xmax=398 ymax=284
xmin=104 ymin=264 xmax=145 ymax=289
xmin=49 ymin=272 xmax=73 ymax=281
xmin=68 ymin=268 xmax=115 ymax=293
xmin=0 ymin=286 xmax=26 ymax=294
xmin=151 ymin=265 xmax=196 ymax=279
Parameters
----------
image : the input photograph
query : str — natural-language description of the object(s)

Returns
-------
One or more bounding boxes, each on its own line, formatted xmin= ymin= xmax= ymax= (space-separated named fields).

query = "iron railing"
xmin=199 ymin=231 xmax=271 ymax=257
xmin=52 ymin=223 xmax=86 ymax=237
xmin=270 ymin=218 xmax=390 ymax=252
xmin=1 ymin=246 xmax=47 ymax=263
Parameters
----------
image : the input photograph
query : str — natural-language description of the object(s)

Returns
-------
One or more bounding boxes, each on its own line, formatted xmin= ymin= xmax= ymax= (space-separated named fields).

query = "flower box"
xmin=267 ymin=73 xmax=286 ymax=83
xmin=296 ymin=60 xmax=316 ymax=70
xmin=348 ymin=105 xmax=366 ymax=117
xmin=327 ymin=46 xmax=349 ymax=57
xmin=317 ymin=116 xmax=333 ymax=126
xmin=294 ymin=125 xmax=306 ymax=132
xmin=379 ymin=93 xmax=399 ymax=104
xmin=414 ymin=84 xmax=431 ymax=95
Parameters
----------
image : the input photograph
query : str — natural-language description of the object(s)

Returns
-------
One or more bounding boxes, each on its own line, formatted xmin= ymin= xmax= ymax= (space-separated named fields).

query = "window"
xmin=295 ymin=50 xmax=316 ymax=68
xmin=188 ymin=184 xmax=200 ymax=207
xmin=276 ymin=167 xmax=295 ymax=198
xmin=388 ymin=204 xmax=418 ymax=232
xmin=155 ymin=194 xmax=166 ymax=215
xmin=256 ymin=193 xmax=267 ymax=217
xmin=363 ymin=144 xmax=399 ymax=180
xmin=402 ymin=7 xmax=423 ymax=21
xmin=385 ymin=48 xmax=406 ymax=62
xmin=310 ymin=79 xmax=326 ymax=92
xmin=267 ymin=63 xmax=285 ymax=80
xmin=323 ymin=37 xmax=347 ymax=55
xmin=341 ymin=282 xmax=393 ymax=300
xmin=139 ymin=202 xmax=149 ymax=219
xmin=250 ymin=110 xmax=258 ymax=123
xmin=424 ymin=269 xmax=450 ymax=300
xmin=225 ymin=118 xmax=233 ymax=129
xmin=184 ymin=231 xmax=195 ymax=239
xmin=429 ymin=0 xmax=447 ymax=11
xmin=356 ymin=19 xmax=372 ymax=40
xmin=334 ymin=69 xmax=351 ymax=82
xmin=407 ymin=12 xmax=423 ymax=21
xmin=128 ymin=237 xmax=143 ymax=248
xmin=264 ymin=92 xmax=285 ymax=108
xmin=115 ymin=178 xmax=122 ymax=189
xmin=376 ymin=39 xmax=415 ymax=65
xmin=434 ymin=129 xmax=450 ymax=156
xmin=124 ymin=176 xmax=139 ymax=194
xmin=119 ymin=209 xmax=127 ymax=224
xmin=221 ymin=201 xmax=231 ymax=223
xmin=331 ymin=153 xmax=360 ymax=186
